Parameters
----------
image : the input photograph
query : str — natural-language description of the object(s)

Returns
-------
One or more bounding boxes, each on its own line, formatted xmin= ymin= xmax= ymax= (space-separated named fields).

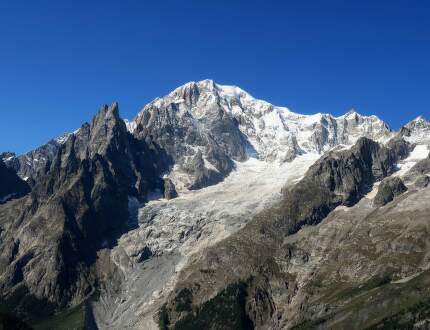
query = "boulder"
xmin=164 ymin=178 xmax=178 ymax=200
xmin=374 ymin=176 xmax=407 ymax=206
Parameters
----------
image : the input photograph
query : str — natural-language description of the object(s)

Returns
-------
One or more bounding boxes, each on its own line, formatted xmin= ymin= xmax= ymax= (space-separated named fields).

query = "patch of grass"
xmin=32 ymin=290 xmax=98 ymax=330
xmin=0 ymin=285 xmax=99 ymax=330
xmin=0 ymin=285 xmax=56 ymax=324
xmin=366 ymin=298 xmax=430 ymax=329
xmin=174 ymin=288 xmax=193 ymax=313
xmin=33 ymin=303 xmax=85 ymax=330
xmin=325 ymin=274 xmax=392 ymax=303
xmin=293 ymin=270 xmax=430 ymax=329
xmin=158 ymin=304 xmax=169 ymax=330
xmin=329 ymin=271 xmax=430 ymax=329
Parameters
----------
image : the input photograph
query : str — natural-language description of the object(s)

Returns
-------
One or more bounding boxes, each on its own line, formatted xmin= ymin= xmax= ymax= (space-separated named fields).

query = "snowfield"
xmin=394 ymin=144 xmax=429 ymax=178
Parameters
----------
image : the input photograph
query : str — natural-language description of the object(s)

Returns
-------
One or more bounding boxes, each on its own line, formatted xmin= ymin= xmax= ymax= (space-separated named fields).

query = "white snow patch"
xmin=203 ymin=157 xmax=219 ymax=173
xmin=365 ymin=182 xmax=381 ymax=200
xmin=55 ymin=133 xmax=71 ymax=144
xmin=408 ymin=144 xmax=429 ymax=160
xmin=124 ymin=119 xmax=137 ymax=133
xmin=335 ymin=205 xmax=352 ymax=212
xmin=394 ymin=145 xmax=429 ymax=178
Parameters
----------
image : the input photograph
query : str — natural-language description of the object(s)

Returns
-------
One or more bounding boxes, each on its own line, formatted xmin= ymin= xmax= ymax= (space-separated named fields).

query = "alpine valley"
xmin=1 ymin=80 xmax=430 ymax=330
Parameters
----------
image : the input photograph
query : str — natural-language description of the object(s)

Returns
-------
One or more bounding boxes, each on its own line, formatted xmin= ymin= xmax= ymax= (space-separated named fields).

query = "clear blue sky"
xmin=1 ymin=0 xmax=429 ymax=154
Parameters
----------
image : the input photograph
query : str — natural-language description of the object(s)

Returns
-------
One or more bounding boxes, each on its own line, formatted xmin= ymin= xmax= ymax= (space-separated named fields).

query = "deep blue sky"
xmin=1 ymin=0 xmax=430 ymax=154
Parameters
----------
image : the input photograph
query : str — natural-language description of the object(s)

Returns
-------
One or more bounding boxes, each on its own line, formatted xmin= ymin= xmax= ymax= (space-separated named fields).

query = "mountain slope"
xmin=0 ymin=80 xmax=427 ymax=330
xmin=160 ymin=137 xmax=420 ymax=329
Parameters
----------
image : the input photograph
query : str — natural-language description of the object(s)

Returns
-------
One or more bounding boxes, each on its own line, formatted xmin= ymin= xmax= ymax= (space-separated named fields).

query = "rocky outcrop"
xmin=414 ymin=174 xmax=430 ymax=188
xmin=374 ymin=176 xmax=407 ymax=206
xmin=163 ymin=178 xmax=178 ymax=200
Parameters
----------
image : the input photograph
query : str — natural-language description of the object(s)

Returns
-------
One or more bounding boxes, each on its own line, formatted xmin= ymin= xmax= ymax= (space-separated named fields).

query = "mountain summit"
xmin=124 ymin=80 xmax=393 ymax=190
xmin=132 ymin=80 xmax=392 ymax=161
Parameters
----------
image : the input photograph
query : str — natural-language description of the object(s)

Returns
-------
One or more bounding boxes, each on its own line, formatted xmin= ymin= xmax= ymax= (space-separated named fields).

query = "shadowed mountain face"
xmin=1 ymin=81 xmax=430 ymax=329
xmin=0 ymin=160 xmax=30 ymax=204
xmin=0 ymin=103 xmax=169 ymax=324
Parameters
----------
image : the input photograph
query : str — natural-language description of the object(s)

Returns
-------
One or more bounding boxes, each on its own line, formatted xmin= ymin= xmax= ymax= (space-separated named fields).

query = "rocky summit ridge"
xmin=4 ymin=80 xmax=393 ymax=192
xmin=0 ymin=80 xmax=430 ymax=329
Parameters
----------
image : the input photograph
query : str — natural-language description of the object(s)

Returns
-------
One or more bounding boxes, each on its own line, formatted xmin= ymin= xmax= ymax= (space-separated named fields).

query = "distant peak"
xmin=169 ymin=79 xmax=255 ymax=102
xmin=94 ymin=102 xmax=121 ymax=123
xmin=199 ymin=78 xmax=216 ymax=87
xmin=340 ymin=109 xmax=384 ymax=121
xmin=411 ymin=115 xmax=427 ymax=122
xmin=344 ymin=109 xmax=360 ymax=118
xmin=405 ymin=115 xmax=428 ymax=127
xmin=179 ymin=79 xmax=216 ymax=90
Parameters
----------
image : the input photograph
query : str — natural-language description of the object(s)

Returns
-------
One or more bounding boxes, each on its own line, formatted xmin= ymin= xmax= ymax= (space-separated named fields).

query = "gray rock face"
xmin=132 ymin=83 xmax=243 ymax=190
xmin=374 ymin=176 xmax=407 ymax=206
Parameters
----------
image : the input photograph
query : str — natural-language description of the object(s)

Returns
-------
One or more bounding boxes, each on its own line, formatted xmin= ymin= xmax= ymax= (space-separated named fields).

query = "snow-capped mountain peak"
xmin=405 ymin=115 xmax=428 ymax=127
xmin=401 ymin=115 xmax=430 ymax=144
xmin=130 ymin=80 xmax=393 ymax=167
